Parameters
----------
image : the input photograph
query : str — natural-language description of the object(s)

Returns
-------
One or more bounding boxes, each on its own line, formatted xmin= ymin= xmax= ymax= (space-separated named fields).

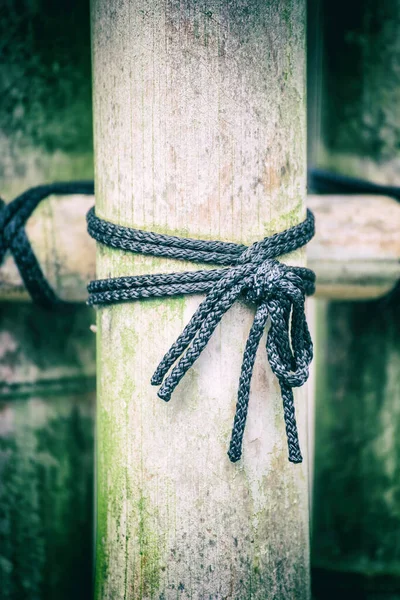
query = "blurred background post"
xmin=0 ymin=2 xmax=95 ymax=599
xmin=309 ymin=1 xmax=400 ymax=598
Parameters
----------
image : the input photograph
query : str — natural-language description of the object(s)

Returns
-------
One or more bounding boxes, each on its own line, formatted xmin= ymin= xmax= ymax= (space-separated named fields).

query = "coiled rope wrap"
xmin=88 ymin=208 xmax=316 ymax=463
xmin=0 ymin=182 xmax=94 ymax=307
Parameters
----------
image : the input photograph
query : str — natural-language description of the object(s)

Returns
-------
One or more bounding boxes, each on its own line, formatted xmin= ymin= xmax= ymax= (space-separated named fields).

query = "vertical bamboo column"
xmin=0 ymin=2 xmax=95 ymax=599
xmin=91 ymin=1 xmax=309 ymax=598
xmin=311 ymin=0 xmax=400 ymax=595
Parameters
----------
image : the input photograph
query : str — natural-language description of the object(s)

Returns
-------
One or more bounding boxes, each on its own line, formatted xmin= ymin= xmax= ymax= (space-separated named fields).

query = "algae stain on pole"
xmin=91 ymin=1 xmax=309 ymax=598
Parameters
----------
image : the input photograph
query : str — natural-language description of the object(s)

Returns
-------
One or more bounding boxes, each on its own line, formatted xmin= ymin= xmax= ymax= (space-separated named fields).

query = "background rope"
xmin=88 ymin=208 xmax=316 ymax=463
xmin=0 ymin=181 xmax=94 ymax=307
xmin=309 ymin=168 xmax=400 ymax=201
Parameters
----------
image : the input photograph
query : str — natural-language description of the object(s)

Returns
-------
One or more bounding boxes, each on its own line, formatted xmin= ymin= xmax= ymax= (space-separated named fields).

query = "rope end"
xmin=157 ymin=388 xmax=171 ymax=402
xmin=288 ymin=452 xmax=303 ymax=464
xmin=227 ymin=449 xmax=242 ymax=463
xmin=151 ymin=374 xmax=162 ymax=386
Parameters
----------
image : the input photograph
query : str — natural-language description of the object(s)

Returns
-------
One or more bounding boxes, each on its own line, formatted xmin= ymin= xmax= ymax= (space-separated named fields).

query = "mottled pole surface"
xmin=92 ymin=1 xmax=309 ymax=598
xmin=0 ymin=2 xmax=95 ymax=599
xmin=311 ymin=0 xmax=400 ymax=595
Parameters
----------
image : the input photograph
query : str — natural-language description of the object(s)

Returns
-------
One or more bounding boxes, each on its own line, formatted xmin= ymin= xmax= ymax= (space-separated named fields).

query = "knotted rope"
xmin=87 ymin=208 xmax=316 ymax=463
xmin=0 ymin=182 xmax=94 ymax=307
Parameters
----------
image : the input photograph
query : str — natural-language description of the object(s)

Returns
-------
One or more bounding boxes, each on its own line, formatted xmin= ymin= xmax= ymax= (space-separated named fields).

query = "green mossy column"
xmin=0 ymin=2 xmax=95 ymax=599
xmin=92 ymin=1 xmax=310 ymax=598
xmin=312 ymin=0 xmax=400 ymax=594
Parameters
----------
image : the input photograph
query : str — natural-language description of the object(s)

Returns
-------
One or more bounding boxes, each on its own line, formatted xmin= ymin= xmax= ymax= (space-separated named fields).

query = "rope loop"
xmin=88 ymin=207 xmax=316 ymax=464
xmin=244 ymin=259 xmax=302 ymax=304
xmin=0 ymin=181 xmax=94 ymax=306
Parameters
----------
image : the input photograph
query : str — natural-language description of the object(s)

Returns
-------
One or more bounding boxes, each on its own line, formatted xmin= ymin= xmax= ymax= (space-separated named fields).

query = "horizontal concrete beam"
xmin=1 ymin=194 xmax=399 ymax=302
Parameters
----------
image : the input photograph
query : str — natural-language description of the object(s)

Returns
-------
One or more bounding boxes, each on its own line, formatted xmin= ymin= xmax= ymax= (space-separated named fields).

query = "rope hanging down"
xmin=0 ymin=182 xmax=94 ymax=307
xmin=87 ymin=208 xmax=316 ymax=463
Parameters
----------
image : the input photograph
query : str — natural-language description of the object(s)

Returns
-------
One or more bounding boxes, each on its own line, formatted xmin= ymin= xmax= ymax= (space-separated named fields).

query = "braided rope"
xmin=0 ymin=182 xmax=94 ymax=307
xmin=88 ymin=208 xmax=316 ymax=463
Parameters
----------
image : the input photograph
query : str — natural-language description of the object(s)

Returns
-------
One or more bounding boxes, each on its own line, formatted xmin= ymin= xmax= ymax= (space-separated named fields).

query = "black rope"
xmin=308 ymin=168 xmax=400 ymax=202
xmin=3 ymin=171 xmax=396 ymax=461
xmin=0 ymin=181 xmax=94 ymax=307
xmin=87 ymin=208 xmax=316 ymax=463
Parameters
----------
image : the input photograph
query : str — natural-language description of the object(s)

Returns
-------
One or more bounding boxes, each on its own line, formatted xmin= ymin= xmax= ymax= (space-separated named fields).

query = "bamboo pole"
xmin=311 ymin=0 xmax=400 ymax=594
xmin=1 ymin=193 xmax=399 ymax=302
xmin=91 ymin=1 xmax=310 ymax=598
xmin=0 ymin=1 xmax=95 ymax=598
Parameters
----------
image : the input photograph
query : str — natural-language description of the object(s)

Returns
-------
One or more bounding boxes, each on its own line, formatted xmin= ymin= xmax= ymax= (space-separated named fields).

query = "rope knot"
xmin=244 ymin=259 xmax=290 ymax=304
xmin=88 ymin=208 xmax=316 ymax=464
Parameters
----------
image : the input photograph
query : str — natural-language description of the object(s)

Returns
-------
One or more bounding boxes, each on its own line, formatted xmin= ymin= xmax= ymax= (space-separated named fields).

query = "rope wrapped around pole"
xmin=0 ymin=182 xmax=94 ymax=307
xmin=88 ymin=208 xmax=316 ymax=463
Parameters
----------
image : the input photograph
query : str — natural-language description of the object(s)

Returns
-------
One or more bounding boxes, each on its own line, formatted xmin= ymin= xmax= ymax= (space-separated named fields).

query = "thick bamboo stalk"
xmin=1 ymin=193 xmax=399 ymax=302
xmin=0 ymin=1 xmax=95 ymax=598
xmin=91 ymin=1 xmax=310 ymax=598
xmin=311 ymin=0 xmax=400 ymax=595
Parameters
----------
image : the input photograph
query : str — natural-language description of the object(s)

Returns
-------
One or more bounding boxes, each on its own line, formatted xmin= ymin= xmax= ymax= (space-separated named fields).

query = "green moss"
xmin=263 ymin=200 xmax=304 ymax=233
xmin=93 ymin=0 xmax=308 ymax=596
xmin=137 ymin=494 xmax=161 ymax=598
xmin=94 ymin=332 xmax=110 ymax=599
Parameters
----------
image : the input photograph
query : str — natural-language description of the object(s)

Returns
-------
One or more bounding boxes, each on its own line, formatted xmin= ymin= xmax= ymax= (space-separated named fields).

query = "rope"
xmin=309 ymin=168 xmax=400 ymax=201
xmin=0 ymin=182 xmax=94 ymax=307
xmin=88 ymin=208 xmax=316 ymax=463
